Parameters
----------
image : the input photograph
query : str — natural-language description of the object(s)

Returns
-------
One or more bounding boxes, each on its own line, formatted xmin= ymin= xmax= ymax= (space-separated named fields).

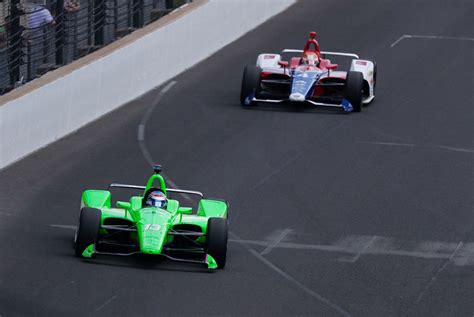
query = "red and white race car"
xmin=240 ymin=32 xmax=376 ymax=112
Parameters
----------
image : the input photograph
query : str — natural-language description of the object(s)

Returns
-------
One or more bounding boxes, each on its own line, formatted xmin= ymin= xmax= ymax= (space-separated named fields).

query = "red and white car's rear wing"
xmin=281 ymin=49 xmax=359 ymax=59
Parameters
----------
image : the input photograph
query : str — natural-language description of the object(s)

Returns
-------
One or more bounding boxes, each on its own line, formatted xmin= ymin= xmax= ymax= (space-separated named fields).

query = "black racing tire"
xmin=240 ymin=65 xmax=261 ymax=106
xmin=74 ymin=207 xmax=101 ymax=257
xmin=345 ymin=71 xmax=364 ymax=112
xmin=206 ymin=217 xmax=228 ymax=269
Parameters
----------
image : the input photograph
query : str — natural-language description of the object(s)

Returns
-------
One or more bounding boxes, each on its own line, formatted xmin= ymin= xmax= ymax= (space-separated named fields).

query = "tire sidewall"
xmin=346 ymin=71 xmax=364 ymax=112
xmin=240 ymin=65 xmax=261 ymax=106
xmin=74 ymin=207 xmax=101 ymax=257
xmin=206 ymin=217 xmax=228 ymax=268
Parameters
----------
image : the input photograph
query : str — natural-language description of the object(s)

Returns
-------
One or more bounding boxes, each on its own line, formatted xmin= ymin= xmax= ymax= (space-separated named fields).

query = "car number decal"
xmin=143 ymin=224 xmax=161 ymax=231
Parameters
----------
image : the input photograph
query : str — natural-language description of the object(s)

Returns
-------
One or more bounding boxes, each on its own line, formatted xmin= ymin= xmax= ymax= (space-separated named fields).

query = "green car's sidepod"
xmin=74 ymin=166 xmax=228 ymax=270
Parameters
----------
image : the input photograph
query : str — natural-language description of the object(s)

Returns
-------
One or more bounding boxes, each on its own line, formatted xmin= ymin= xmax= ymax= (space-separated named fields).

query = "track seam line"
xmin=260 ymin=229 xmax=292 ymax=256
xmin=339 ymin=235 xmax=377 ymax=263
xmin=252 ymin=119 xmax=349 ymax=191
xmin=358 ymin=141 xmax=474 ymax=154
xmin=95 ymin=294 xmax=119 ymax=312
xmin=406 ymin=241 xmax=463 ymax=314
xmin=391 ymin=34 xmax=474 ymax=47
xmin=137 ymin=81 xmax=177 ymax=167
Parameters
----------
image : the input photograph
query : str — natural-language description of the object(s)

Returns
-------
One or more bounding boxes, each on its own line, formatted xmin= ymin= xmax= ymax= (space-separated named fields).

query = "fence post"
xmin=113 ymin=0 xmax=118 ymax=37
xmin=26 ymin=41 xmax=31 ymax=81
xmin=42 ymin=27 xmax=48 ymax=64
xmin=73 ymin=14 xmax=78 ymax=59
xmin=132 ymin=0 xmax=143 ymax=28
xmin=8 ymin=0 xmax=22 ymax=86
xmin=88 ymin=0 xmax=93 ymax=45
xmin=55 ymin=0 xmax=64 ymax=65
xmin=94 ymin=0 xmax=104 ymax=45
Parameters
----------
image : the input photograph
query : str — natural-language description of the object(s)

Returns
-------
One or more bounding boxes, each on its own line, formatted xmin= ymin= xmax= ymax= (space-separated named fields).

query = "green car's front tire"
xmin=206 ymin=217 xmax=228 ymax=269
xmin=74 ymin=207 xmax=101 ymax=257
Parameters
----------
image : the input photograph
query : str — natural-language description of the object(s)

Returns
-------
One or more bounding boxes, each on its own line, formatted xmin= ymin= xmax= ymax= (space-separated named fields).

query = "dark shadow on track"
xmin=240 ymin=102 xmax=351 ymax=115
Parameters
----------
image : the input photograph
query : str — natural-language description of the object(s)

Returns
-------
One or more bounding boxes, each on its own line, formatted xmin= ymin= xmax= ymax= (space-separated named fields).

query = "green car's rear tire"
xmin=345 ymin=71 xmax=364 ymax=112
xmin=206 ymin=217 xmax=228 ymax=269
xmin=74 ymin=207 xmax=101 ymax=257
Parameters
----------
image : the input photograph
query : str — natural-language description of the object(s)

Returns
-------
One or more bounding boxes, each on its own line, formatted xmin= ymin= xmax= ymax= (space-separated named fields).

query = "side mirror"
xmin=278 ymin=60 xmax=289 ymax=68
xmin=327 ymin=64 xmax=338 ymax=70
xmin=178 ymin=207 xmax=193 ymax=215
xmin=117 ymin=201 xmax=131 ymax=209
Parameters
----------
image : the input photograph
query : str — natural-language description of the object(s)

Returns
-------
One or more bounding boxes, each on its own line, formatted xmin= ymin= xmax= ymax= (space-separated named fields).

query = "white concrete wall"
xmin=0 ymin=0 xmax=295 ymax=169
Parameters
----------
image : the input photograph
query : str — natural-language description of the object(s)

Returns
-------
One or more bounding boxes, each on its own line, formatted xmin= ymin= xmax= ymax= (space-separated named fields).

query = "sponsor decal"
xmin=264 ymin=55 xmax=276 ymax=59
xmin=341 ymin=99 xmax=353 ymax=112
xmin=356 ymin=60 xmax=367 ymax=65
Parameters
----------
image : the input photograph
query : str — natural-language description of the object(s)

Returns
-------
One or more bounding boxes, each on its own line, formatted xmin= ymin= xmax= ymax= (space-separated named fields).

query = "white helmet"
xmin=146 ymin=191 xmax=167 ymax=208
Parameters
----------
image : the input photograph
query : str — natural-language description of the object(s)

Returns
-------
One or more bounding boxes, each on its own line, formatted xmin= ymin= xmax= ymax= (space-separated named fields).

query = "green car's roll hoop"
xmin=74 ymin=165 xmax=228 ymax=270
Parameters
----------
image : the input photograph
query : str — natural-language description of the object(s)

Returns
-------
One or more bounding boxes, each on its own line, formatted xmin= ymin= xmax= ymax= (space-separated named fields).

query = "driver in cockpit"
xmin=145 ymin=190 xmax=168 ymax=208
xmin=301 ymin=51 xmax=319 ymax=67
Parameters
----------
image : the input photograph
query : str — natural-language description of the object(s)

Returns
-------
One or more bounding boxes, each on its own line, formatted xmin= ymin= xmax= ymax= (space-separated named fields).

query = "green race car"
xmin=74 ymin=165 xmax=228 ymax=269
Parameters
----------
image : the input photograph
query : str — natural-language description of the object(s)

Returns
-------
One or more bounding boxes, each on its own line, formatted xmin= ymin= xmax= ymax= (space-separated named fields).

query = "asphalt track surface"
xmin=1 ymin=0 xmax=473 ymax=316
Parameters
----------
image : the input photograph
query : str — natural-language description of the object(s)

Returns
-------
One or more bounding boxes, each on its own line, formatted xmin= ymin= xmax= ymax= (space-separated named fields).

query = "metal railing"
xmin=0 ymin=0 xmax=190 ymax=95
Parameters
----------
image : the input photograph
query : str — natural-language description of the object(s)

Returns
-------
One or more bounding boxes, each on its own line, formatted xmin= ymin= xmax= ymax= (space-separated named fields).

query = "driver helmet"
xmin=302 ymin=52 xmax=319 ymax=66
xmin=146 ymin=190 xmax=168 ymax=208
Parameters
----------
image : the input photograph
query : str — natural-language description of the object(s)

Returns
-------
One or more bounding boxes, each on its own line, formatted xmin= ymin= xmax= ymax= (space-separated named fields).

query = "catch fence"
xmin=0 ymin=0 xmax=190 ymax=94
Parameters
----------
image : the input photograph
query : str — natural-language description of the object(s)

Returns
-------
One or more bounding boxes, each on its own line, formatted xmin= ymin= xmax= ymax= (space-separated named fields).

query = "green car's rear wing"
xmin=108 ymin=183 xmax=204 ymax=198
xmin=108 ymin=183 xmax=228 ymax=218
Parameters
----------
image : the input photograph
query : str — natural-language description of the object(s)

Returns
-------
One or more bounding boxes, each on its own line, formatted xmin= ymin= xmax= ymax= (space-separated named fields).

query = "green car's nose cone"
xmin=138 ymin=207 xmax=171 ymax=254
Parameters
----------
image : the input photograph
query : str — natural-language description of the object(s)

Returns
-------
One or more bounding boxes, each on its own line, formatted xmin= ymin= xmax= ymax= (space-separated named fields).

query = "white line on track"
xmin=252 ymin=120 xmax=349 ymax=191
xmin=359 ymin=141 xmax=415 ymax=147
xmin=434 ymin=145 xmax=474 ymax=154
xmin=407 ymin=241 xmax=463 ymax=314
xmin=95 ymin=294 xmax=119 ymax=312
xmin=390 ymin=35 xmax=409 ymax=47
xmin=339 ymin=235 xmax=377 ymax=263
xmin=137 ymin=81 xmax=177 ymax=167
xmin=260 ymin=229 xmax=292 ymax=256
xmin=252 ymin=150 xmax=306 ymax=191
xmin=391 ymin=34 xmax=474 ymax=47
xmin=50 ymin=224 xmax=76 ymax=230
xmin=136 ymin=81 xmax=193 ymax=201
xmin=358 ymin=141 xmax=474 ymax=154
